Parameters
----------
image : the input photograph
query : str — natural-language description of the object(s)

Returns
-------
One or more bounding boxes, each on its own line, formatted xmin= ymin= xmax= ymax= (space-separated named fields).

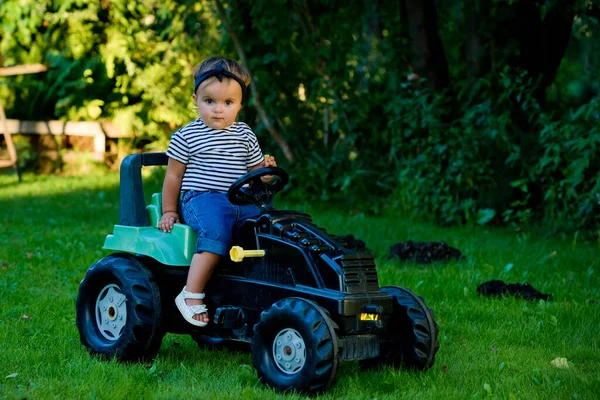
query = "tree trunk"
xmin=213 ymin=0 xmax=295 ymax=164
xmin=538 ymin=0 xmax=576 ymax=102
xmin=493 ymin=0 xmax=576 ymax=106
xmin=401 ymin=0 xmax=450 ymax=91
xmin=465 ymin=0 xmax=491 ymax=77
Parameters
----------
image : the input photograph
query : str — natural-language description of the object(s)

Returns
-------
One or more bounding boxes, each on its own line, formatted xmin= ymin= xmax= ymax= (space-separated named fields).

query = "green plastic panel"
xmin=103 ymin=192 xmax=196 ymax=266
xmin=147 ymin=192 xmax=162 ymax=228
xmin=103 ymin=224 xmax=196 ymax=266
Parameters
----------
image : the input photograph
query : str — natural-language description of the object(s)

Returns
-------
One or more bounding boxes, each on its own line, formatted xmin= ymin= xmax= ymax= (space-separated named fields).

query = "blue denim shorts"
xmin=181 ymin=190 xmax=260 ymax=257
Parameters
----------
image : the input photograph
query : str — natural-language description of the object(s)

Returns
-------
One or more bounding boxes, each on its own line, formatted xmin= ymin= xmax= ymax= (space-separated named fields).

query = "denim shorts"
xmin=181 ymin=190 xmax=260 ymax=257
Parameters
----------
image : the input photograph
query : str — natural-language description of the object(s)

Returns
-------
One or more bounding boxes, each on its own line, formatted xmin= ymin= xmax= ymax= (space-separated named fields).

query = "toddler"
xmin=158 ymin=56 xmax=276 ymax=327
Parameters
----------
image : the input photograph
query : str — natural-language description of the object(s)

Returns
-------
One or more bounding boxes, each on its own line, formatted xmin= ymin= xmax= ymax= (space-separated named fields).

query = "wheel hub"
xmin=272 ymin=328 xmax=306 ymax=375
xmin=95 ymin=284 xmax=127 ymax=341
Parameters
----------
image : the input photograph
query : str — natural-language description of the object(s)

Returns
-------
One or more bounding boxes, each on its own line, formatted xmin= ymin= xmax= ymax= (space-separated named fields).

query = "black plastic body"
xmin=120 ymin=152 xmax=394 ymax=361
xmin=119 ymin=152 xmax=168 ymax=226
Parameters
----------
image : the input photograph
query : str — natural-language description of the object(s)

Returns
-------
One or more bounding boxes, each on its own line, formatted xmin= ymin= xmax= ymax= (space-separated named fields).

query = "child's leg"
xmin=185 ymin=252 xmax=221 ymax=323
xmin=178 ymin=191 xmax=236 ymax=326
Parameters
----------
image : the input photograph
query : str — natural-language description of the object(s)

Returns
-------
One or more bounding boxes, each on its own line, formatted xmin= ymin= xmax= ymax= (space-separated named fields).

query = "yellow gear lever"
xmin=230 ymin=246 xmax=266 ymax=262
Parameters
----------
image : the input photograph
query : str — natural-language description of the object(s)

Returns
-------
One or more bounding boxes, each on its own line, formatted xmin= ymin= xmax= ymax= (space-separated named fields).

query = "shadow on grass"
xmin=0 ymin=171 xmax=165 ymax=227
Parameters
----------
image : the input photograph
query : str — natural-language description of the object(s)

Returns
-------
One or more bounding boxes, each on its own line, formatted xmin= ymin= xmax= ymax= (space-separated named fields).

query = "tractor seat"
xmin=146 ymin=193 xmax=197 ymax=264
xmin=103 ymin=193 xmax=197 ymax=266
xmin=146 ymin=192 xmax=186 ymax=227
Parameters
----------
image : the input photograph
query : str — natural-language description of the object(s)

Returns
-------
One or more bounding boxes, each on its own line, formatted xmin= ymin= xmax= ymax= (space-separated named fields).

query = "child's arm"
xmin=159 ymin=158 xmax=186 ymax=233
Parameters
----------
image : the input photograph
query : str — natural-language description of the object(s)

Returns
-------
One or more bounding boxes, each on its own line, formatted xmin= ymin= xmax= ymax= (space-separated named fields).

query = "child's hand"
xmin=263 ymin=154 xmax=277 ymax=168
xmin=159 ymin=211 xmax=180 ymax=233
xmin=261 ymin=155 xmax=277 ymax=183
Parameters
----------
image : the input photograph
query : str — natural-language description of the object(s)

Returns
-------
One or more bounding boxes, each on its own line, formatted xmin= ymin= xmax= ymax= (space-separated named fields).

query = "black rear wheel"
xmin=251 ymin=298 xmax=340 ymax=393
xmin=361 ymin=286 xmax=439 ymax=370
xmin=76 ymin=254 xmax=164 ymax=361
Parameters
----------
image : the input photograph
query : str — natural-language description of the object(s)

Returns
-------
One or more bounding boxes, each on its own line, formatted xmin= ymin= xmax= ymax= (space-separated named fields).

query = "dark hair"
xmin=193 ymin=56 xmax=250 ymax=87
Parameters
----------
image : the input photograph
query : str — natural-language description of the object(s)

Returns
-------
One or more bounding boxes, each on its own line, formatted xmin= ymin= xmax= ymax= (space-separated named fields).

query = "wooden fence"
xmin=1 ymin=64 xmax=129 ymax=178
xmin=3 ymin=118 xmax=128 ymax=155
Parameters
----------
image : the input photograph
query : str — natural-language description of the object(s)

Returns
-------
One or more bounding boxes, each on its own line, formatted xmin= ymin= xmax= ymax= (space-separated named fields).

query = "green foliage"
xmin=1 ymin=0 xmax=598 ymax=235
xmin=533 ymin=98 xmax=600 ymax=232
xmin=11 ymin=135 xmax=38 ymax=169
xmin=0 ymin=0 xmax=220 ymax=146
xmin=348 ymin=69 xmax=524 ymax=225
xmin=289 ymin=65 xmax=599 ymax=235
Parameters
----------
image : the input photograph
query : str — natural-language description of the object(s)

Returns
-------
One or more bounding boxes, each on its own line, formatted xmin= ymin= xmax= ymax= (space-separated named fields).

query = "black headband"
xmin=194 ymin=66 xmax=248 ymax=105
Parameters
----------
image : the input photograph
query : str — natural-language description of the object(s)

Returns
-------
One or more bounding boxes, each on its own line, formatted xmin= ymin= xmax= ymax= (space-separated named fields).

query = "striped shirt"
xmin=166 ymin=118 xmax=264 ymax=192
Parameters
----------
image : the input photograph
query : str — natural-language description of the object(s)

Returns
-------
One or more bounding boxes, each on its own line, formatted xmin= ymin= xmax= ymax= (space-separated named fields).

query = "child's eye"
xmin=205 ymin=99 xmax=213 ymax=104
xmin=225 ymin=100 xmax=233 ymax=105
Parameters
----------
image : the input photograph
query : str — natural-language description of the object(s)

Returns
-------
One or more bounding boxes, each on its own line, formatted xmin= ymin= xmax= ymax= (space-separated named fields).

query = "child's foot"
xmin=175 ymin=287 xmax=209 ymax=327
xmin=185 ymin=298 xmax=209 ymax=324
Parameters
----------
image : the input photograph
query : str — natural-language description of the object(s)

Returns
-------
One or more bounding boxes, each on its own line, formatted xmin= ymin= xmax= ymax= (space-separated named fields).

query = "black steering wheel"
xmin=227 ymin=167 xmax=289 ymax=209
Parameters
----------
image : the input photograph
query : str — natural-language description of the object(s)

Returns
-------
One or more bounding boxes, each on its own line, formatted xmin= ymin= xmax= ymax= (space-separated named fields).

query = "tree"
xmin=401 ymin=0 xmax=450 ymax=91
xmin=489 ymin=0 xmax=576 ymax=106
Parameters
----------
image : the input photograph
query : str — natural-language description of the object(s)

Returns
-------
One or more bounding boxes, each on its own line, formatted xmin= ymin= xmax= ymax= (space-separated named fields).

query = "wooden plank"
xmin=0 ymin=64 xmax=48 ymax=77
xmin=0 ymin=100 xmax=20 ymax=179
xmin=0 ymin=102 xmax=17 ymax=165
xmin=4 ymin=119 xmax=128 ymax=138
xmin=94 ymin=132 xmax=106 ymax=154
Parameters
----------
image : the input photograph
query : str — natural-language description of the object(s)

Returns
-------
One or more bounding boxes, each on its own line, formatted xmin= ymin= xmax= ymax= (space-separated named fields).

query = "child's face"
xmin=193 ymin=77 xmax=243 ymax=130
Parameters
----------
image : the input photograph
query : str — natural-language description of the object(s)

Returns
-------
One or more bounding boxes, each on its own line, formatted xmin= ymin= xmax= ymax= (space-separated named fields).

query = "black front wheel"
xmin=251 ymin=298 xmax=340 ymax=393
xmin=361 ymin=286 xmax=439 ymax=370
xmin=75 ymin=254 xmax=164 ymax=361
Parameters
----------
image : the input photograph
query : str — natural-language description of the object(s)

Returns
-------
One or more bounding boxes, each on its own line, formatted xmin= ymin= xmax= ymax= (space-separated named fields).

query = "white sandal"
xmin=175 ymin=286 xmax=209 ymax=327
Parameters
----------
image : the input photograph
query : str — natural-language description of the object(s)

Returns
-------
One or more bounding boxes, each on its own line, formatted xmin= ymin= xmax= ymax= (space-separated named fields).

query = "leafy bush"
xmin=288 ymin=67 xmax=599 ymax=236
xmin=533 ymin=98 xmax=600 ymax=233
xmin=0 ymin=0 xmax=218 ymax=146
xmin=1 ymin=0 xmax=598 ymax=236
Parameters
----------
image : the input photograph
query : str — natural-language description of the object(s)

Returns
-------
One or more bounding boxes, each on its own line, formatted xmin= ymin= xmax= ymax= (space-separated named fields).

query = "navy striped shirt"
xmin=166 ymin=118 xmax=264 ymax=192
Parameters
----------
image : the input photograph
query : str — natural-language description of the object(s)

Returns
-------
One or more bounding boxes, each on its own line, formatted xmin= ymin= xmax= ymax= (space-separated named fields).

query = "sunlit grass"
xmin=1 ymin=172 xmax=599 ymax=399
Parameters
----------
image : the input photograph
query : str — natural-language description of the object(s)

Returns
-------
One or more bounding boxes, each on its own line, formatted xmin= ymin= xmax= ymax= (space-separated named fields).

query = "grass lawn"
xmin=0 ymin=170 xmax=599 ymax=399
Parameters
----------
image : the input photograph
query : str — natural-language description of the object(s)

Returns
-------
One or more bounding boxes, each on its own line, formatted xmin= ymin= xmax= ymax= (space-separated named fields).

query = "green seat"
xmin=146 ymin=193 xmax=165 ymax=228
xmin=146 ymin=192 xmax=187 ymax=226
xmin=102 ymin=193 xmax=197 ymax=266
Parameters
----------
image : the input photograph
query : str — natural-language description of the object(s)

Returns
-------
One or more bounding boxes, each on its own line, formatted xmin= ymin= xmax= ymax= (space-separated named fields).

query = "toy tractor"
xmin=76 ymin=152 xmax=439 ymax=393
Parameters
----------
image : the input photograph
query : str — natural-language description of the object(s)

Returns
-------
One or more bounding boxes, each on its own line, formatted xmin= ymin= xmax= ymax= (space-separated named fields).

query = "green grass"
xmin=0 ymin=171 xmax=599 ymax=399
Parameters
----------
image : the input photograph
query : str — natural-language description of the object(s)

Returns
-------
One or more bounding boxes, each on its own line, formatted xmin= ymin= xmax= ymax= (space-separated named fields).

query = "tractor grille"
xmin=279 ymin=222 xmax=379 ymax=292
xmin=337 ymin=253 xmax=379 ymax=293
xmin=245 ymin=259 xmax=294 ymax=285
